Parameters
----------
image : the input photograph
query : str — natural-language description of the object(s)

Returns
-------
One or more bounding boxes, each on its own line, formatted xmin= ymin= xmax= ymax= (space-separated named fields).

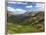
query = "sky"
xmin=7 ymin=2 xmax=44 ymax=15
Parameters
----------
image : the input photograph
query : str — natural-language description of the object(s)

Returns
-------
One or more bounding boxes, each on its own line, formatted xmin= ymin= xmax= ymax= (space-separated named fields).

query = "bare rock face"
xmin=31 ymin=11 xmax=44 ymax=32
xmin=32 ymin=12 xmax=44 ymax=23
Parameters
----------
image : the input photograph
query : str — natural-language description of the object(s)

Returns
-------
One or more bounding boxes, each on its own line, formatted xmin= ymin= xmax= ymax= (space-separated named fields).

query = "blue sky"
xmin=8 ymin=2 xmax=36 ymax=10
xmin=7 ymin=2 xmax=44 ymax=15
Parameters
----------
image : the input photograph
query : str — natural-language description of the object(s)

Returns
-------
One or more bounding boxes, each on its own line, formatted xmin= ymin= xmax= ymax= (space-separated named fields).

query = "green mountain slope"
xmin=7 ymin=11 xmax=44 ymax=33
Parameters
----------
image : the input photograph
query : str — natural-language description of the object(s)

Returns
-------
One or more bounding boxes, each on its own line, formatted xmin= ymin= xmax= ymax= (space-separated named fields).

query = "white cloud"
xmin=36 ymin=3 xmax=44 ymax=8
xmin=8 ymin=2 xmax=16 ymax=4
xmin=7 ymin=7 xmax=16 ymax=15
xmin=15 ymin=9 xmax=27 ymax=14
xmin=35 ymin=3 xmax=44 ymax=11
xmin=16 ymin=2 xmax=27 ymax=4
xmin=7 ymin=7 xmax=27 ymax=15
xmin=7 ymin=7 xmax=15 ymax=12
xmin=8 ymin=2 xmax=27 ymax=4
xmin=26 ymin=5 xmax=33 ymax=8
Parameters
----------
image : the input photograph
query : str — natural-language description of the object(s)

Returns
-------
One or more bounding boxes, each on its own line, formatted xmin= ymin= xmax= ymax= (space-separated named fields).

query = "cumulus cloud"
xmin=26 ymin=5 xmax=33 ymax=8
xmin=15 ymin=9 xmax=27 ymax=14
xmin=7 ymin=7 xmax=27 ymax=15
xmin=7 ymin=7 xmax=15 ymax=12
xmin=35 ymin=3 xmax=44 ymax=11
xmin=25 ymin=3 xmax=44 ymax=11
xmin=7 ymin=7 xmax=16 ymax=15
xmin=8 ymin=2 xmax=16 ymax=4
xmin=16 ymin=2 xmax=27 ymax=4
xmin=8 ymin=2 xmax=27 ymax=4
